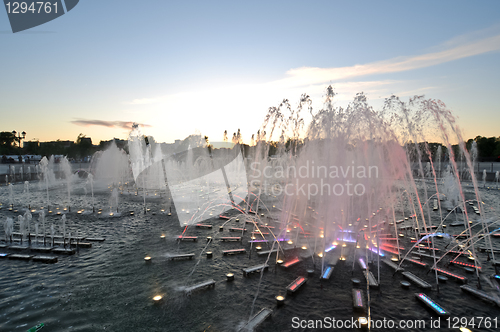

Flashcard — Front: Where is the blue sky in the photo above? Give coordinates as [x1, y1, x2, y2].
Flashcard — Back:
[1, 0, 500, 144]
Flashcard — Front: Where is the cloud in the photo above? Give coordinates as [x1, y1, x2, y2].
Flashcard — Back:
[269, 33, 500, 89]
[123, 30, 500, 113]
[71, 119, 151, 129]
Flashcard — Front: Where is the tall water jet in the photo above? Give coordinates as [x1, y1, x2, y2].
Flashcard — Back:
[24, 181, 30, 210]
[39, 157, 51, 210]
[18, 215, 26, 244]
[61, 157, 73, 211]
[38, 210, 46, 245]
[88, 173, 95, 213]
[8, 183, 14, 210]
[4, 217, 13, 242]
[24, 210, 32, 245]
[91, 140, 131, 191]
[60, 214, 66, 246]
[109, 187, 119, 214]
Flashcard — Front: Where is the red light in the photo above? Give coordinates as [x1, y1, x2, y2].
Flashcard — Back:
[283, 258, 300, 268]
[450, 260, 481, 270]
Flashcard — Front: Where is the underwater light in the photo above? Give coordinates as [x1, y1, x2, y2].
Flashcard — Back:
[459, 328, 472, 332]
[358, 317, 368, 325]
[276, 295, 285, 306]
[226, 273, 234, 281]
[301, 246, 307, 250]
[391, 257, 399, 262]
[144, 256, 151, 262]
[324, 245, 336, 252]
[153, 295, 162, 302]
[416, 293, 447, 315]
[160, 235, 165, 239]
[287, 240, 293, 245]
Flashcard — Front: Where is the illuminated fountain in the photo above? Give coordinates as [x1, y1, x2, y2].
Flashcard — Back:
[0, 88, 499, 332]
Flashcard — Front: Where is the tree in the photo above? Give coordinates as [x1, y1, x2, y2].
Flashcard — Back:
[75, 134, 92, 158]
[0, 131, 16, 154]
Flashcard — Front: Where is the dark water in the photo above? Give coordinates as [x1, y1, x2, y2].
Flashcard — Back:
[1, 184, 500, 332]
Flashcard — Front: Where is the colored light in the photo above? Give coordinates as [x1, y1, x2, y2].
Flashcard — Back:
[418, 293, 446, 314]
[354, 290, 363, 307]
[359, 258, 367, 269]
[322, 266, 332, 279]
[325, 245, 337, 252]
[451, 260, 481, 270]
[407, 258, 427, 266]
[283, 258, 300, 267]
[369, 247, 385, 256]
[434, 268, 465, 280]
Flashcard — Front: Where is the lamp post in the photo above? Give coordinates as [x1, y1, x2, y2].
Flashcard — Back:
[12, 130, 26, 155]
[12, 131, 26, 182]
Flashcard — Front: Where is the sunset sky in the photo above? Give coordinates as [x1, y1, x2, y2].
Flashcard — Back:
[1, 1, 500, 145]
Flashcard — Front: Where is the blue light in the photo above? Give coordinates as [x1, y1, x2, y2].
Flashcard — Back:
[418, 294, 446, 314]
[325, 245, 337, 252]
[494, 275, 500, 280]
[369, 247, 385, 257]
[322, 266, 332, 279]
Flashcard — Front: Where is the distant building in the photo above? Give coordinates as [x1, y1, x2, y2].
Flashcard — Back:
[80, 137, 92, 145]
[99, 138, 128, 150]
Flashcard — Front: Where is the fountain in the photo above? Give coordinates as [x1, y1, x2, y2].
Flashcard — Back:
[0, 88, 499, 332]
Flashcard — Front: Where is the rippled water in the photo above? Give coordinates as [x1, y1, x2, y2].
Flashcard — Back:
[1, 182, 500, 332]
